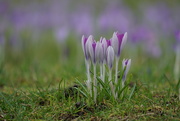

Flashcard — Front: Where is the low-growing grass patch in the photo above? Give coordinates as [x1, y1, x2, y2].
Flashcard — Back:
[0, 36, 179, 120]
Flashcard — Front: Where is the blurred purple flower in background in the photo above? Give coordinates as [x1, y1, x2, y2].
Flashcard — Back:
[1, 0, 179, 58]
[71, 9, 94, 36]
[97, 3, 132, 33]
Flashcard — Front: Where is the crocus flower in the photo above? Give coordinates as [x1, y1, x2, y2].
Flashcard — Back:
[82, 35, 90, 60]
[98, 42, 104, 84]
[101, 38, 111, 63]
[88, 39, 102, 102]
[82, 35, 93, 97]
[88, 40, 101, 64]
[99, 38, 108, 83]
[98, 42, 104, 64]
[111, 32, 128, 85]
[107, 46, 114, 69]
[122, 59, 131, 85]
[107, 46, 116, 98]
[111, 32, 127, 58]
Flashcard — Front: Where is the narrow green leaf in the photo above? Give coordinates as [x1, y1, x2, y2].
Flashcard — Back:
[129, 83, 136, 100]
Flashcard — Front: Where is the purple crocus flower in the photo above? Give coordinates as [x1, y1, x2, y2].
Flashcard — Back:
[82, 35, 89, 60]
[122, 59, 131, 83]
[100, 38, 111, 63]
[111, 32, 127, 58]
[82, 35, 95, 61]
[111, 32, 127, 85]
[98, 42, 104, 64]
[88, 40, 101, 64]
[107, 46, 114, 69]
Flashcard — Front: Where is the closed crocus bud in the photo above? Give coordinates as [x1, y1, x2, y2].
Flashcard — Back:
[100, 38, 107, 61]
[122, 59, 131, 82]
[88, 40, 101, 64]
[98, 42, 104, 64]
[82, 35, 88, 60]
[111, 32, 127, 57]
[101, 38, 111, 63]
[107, 46, 114, 69]
[95, 41, 101, 63]
[82, 35, 94, 60]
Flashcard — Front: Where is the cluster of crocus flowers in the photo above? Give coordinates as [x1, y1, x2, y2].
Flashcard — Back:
[82, 32, 131, 102]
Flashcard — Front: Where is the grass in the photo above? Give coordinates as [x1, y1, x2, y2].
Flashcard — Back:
[0, 36, 179, 120]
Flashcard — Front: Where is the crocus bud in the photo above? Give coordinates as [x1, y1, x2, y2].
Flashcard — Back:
[88, 40, 101, 64]
[98, 42, 104, 64]
[107, 46, 114, 69]
[111, 32, 127, 57]
[122, 59, 131, 82]
[82, 35, 93, 60]
[101, 38, 111, 63]
[82, 35, 88, 59]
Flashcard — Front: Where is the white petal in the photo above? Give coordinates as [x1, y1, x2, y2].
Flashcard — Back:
[87, 36, 94, 63]
[107, 46, 114, 69]
[95, 41, 101, 63]
[111, 32, 119, 56]
[98, 42, 104, 63]
[122, 59, 131, 80]
[121, 32, 128, 50]
[126, 59, 131, 74]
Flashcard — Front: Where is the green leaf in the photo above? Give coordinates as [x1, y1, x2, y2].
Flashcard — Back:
[129, 83, 136, 100]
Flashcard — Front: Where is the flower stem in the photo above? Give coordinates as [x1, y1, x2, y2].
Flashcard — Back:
[115, 57, 119, 98]
[102, 62, 105, 82]
[115, 57, 119, 85]
[100, 65, 103, 80]
[93, 64, 97, 103]
[100, 64, 103, 90]
[109, 69, 116, 99]
[86, 60, 92, 97]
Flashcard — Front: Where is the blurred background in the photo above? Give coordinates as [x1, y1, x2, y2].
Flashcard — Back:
[0, 0, 180, 89]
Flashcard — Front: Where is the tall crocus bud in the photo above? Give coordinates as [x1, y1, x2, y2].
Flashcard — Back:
[81, 35, 93, 97]
[89, 40, 101, 64]
[107, 46, 114, 69]
[82, 35, 89, 60]
[98, 42, 104, 64]
[111, 32, 128, 85]
[101, 38, 108, 62]
[100, 38, 108, 83]
[107, 46, 116, 98]
[88, 39, 101, 103]
[122, 59, 131, 86]
[111, 32, 127, 57]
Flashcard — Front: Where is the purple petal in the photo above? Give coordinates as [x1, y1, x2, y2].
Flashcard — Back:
[125, 59, 128, 65]
[92, 42, 96, 63]
[116, 33, 124, 56]
[106, 40, 111, 46]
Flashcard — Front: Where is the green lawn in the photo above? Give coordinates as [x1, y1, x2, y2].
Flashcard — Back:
[0, 37, 179, 120]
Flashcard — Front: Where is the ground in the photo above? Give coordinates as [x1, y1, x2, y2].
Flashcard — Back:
[0, 38, 179, 120]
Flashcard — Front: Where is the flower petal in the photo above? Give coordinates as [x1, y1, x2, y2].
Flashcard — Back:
[107, 46, 114, 69]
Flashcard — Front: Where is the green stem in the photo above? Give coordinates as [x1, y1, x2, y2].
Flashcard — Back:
[86, 61, 92, 97]
[102, 62, 105, 82]
[115, 57, 119, 85]
[109, 69, 116, 99]
[93, 64, 97, 103]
